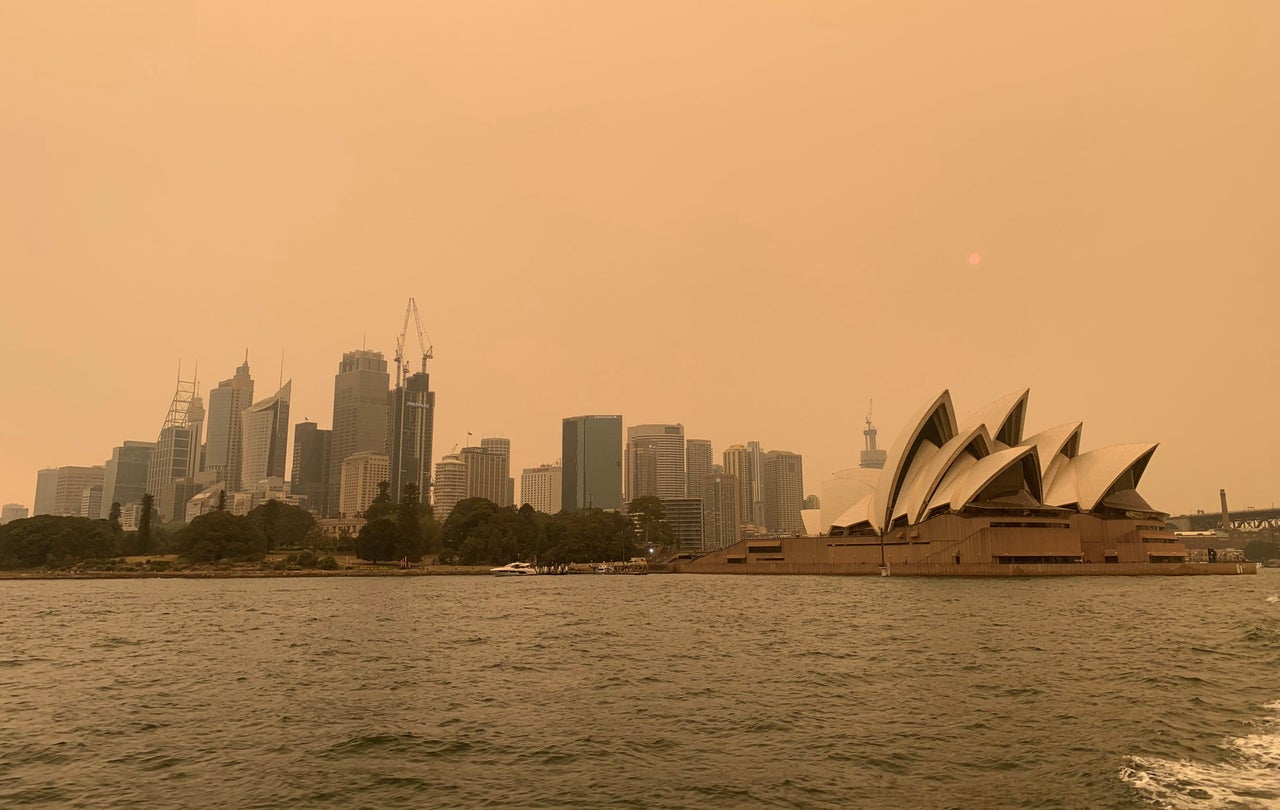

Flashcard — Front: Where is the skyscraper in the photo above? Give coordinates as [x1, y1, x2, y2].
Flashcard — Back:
[339, 451, 390, 517]
[100, 441, 155, 518]
[723, 442, 765, 535]
[205, 359, 254, 491]
[79, 484, 103, 519]
[33, 468, 59, 516]
[685, 439, 713, 500]
[763, 450, 805, 535]
[625, 424, 686, 502]
[432, 453, 466, 521]
[240, 381, 291, 489]
[520, 463, 562, 514]
[389, 370, 435, 505]
[480, 437, 514, 507]
[291, 421, 331, 515]
[328, 350, 390, 516]
[461, 445, 507, 505]
[701, 471, 740, 550]
[659, 497, 703, 553]
[0, 504, 28, 524]
[52, 466, 105, 517]
[146, 374, 205, 522]
[562, 415, 622, 511]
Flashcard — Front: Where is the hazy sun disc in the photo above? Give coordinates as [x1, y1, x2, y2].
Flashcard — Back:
[968, 252, 982, 265]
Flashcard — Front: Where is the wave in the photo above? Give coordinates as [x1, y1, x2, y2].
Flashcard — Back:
[1120, 701, 1280, 808]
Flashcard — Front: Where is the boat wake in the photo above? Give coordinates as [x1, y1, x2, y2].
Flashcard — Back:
[1120, 701, 1280, 808]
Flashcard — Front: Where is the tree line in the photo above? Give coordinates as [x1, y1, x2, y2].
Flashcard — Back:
[0, 484, 677, 570]
[0, 493, 319, 569]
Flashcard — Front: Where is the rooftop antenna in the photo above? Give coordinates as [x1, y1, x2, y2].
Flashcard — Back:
[279, 349, 284, 388]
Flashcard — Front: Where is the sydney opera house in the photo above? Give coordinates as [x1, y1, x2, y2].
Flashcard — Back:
[680, 389, 1250, 575]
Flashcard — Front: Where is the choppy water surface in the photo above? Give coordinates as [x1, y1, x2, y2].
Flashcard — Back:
[2, 572, 1279, 809]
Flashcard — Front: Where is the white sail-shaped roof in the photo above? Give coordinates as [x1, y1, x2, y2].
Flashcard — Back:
[872, 391, 956, 533]
[830, 493, 876, 534]
[899, 425, 993, 525]
[1043, 443, 1157, 511]
[926, 452, 981, 514]
[948, 445, 1042, 512]
[1019, 421, 1083, 483]
[891, 440, 941, 524]
[957, 389, 1029, 448]
[826, 389, 1161, 536]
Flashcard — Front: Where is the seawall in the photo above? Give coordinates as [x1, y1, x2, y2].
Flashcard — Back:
[671, 561, 1258, 577]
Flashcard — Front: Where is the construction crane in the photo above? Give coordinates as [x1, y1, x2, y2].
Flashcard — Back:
[394, 297, 434, 388]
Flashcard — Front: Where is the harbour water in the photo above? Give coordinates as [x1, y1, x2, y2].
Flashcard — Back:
[2, 571, 1278, 809]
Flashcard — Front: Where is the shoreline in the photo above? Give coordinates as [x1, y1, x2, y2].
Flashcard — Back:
[0, 565, 498, 580]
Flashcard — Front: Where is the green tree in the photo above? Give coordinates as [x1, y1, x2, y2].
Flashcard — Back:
[364, 481, 396, 522]
[0, 515, 119, 569]
[540, 508, 633, 565]
[108, 502, 122, 534]
[246, 499, 315, 552]
[440, 497, 500, 563]
[216, 489, 227, 512]
[626, 496, 674, 556]
[137, 493, 156, 555]
[395, 482, 426, 562]
[175, 511, 268, 562]
[356, 517, 399, 563]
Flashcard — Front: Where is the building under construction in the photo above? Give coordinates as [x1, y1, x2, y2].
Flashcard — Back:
[388, 298, 435, 506]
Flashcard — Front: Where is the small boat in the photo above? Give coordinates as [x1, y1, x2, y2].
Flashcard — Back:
[490, 561, 539, 577]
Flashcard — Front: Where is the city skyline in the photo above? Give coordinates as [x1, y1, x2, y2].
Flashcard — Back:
[5, 337, 1276, 519]
[1, 4, 1277, 516]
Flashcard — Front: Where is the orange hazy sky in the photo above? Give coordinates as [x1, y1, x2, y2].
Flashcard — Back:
[1, 2, 1277, 515]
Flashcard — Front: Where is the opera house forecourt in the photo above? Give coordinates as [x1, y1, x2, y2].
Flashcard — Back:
[679, 390, 1255, 576]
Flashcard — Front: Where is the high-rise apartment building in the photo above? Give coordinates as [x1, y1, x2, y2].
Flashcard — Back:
[1, 504, 28, 524]
[461, 445, 507, 506]
[701, 471, 740, 550]
[339, 451, 390, 518]
[100, 441, 155, 518]
[658, 497, 703, 554]
[432, 453, 467, 521]
[328, 350, 390, 516]
[562, 415, 622, 511]
[723, 442, 765, 535]
[33, 468, 59, 516]
[685, 439, 713, 500]
[80, 484, 103, 519]
[480, 438, 514, 507]
[240, 381, 291, 489]
[625, 424, 686, 502]
[291, 422, 331, 515]
[763, 450, 805, 535]
[205, 359, 254, 491]
[146, 376, 205, 523]
[389, 370, 435, 505]
[630, 445, 659, 500]
[520, 463, 562, 514]
[53, 466, 105, 517]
